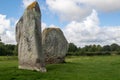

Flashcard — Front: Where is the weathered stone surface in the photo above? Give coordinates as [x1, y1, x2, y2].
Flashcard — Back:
[42, 28, 68, 64]
[16, 1, 46, 72]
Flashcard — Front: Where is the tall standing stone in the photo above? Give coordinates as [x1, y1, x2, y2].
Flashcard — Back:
[16, 1, 46, 72]
[42, 28, 68, 64]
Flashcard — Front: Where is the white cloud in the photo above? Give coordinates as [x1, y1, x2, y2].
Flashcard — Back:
[42, 22, 59, 31]
[22, 0, 35, 8]
[0, 14, 10, 34]
[63, 10, 120, 47]
[78, 0, 120, 12]
[1, 31, 16, 44]
[46, 0, 120, 21]
[0, 14, 16, 44]
[46, 0, 91, 21]
[42, 22, 47, 31]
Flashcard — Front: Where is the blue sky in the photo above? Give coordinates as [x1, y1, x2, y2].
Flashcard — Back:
[0, 0, 120, 47]
[0, 1, 21, 19]
[99, 11, 120, 26]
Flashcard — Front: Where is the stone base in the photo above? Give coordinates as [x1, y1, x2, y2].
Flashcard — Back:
[18, 65, 47, 72]
[45, 57, 65, 64]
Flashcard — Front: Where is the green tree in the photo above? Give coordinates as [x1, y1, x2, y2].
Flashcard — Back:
[0, 42, 6, 55]
[0, 42, 17, 56]
[96, 45, 102, 51]
[102, 45, 111, 51]
[13, 45, 18, 56]
[68, 43, 78, 52]
[110, 43, 120, 51]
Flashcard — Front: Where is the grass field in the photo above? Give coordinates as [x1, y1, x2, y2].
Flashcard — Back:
[0, 56, 120, 80]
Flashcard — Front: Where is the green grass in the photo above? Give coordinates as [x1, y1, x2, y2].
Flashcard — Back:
[0, 56, 120, 80]
[0, 56, 17, 61]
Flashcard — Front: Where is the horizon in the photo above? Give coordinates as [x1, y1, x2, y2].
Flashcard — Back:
[0, 0, 120, 47]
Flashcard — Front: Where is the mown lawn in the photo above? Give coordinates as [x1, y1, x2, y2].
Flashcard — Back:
[0, 56, 120, 80]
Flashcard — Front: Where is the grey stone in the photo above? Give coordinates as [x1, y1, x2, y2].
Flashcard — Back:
[42, 28, 68, 64]
[16, 1, 46, 72]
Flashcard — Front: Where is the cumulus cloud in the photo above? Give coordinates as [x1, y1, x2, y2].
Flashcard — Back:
[46, 0, 91, 21]
[0, 14, 10, 34]
[46, 0, 120, 21]
[63, 10, 120, 47]
[42, 22, 47, 31]
[42, 22, 59, 31]
[78, 0, 120, 12]
[0, 14, 16, 44]
[22, 0, 35, 8]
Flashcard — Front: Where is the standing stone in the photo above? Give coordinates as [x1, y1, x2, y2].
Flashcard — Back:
[16, 1, 46, 72]
[42, 28, 68, 64]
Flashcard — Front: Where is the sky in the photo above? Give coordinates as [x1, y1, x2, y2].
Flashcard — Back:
[0, 0, 120, 47]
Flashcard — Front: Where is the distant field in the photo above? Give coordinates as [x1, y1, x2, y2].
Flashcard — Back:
[0, 56, 17, 61]
[0, 56, 120, 80]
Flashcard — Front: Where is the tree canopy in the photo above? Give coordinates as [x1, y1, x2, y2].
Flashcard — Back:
[67, 43, 120, 56]
[0, 42, 17, 56]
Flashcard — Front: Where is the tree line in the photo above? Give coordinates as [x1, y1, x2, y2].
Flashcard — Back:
[67, 43, 120, 56]
[1, 41, 120, 56]
[0, 42, 17, 56]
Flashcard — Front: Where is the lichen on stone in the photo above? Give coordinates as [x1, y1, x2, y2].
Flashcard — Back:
[43, 28, 60, 34]
[27, 1, 37, 10]
[42, 28, 68, 64]
[16, 1, 46, 72]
